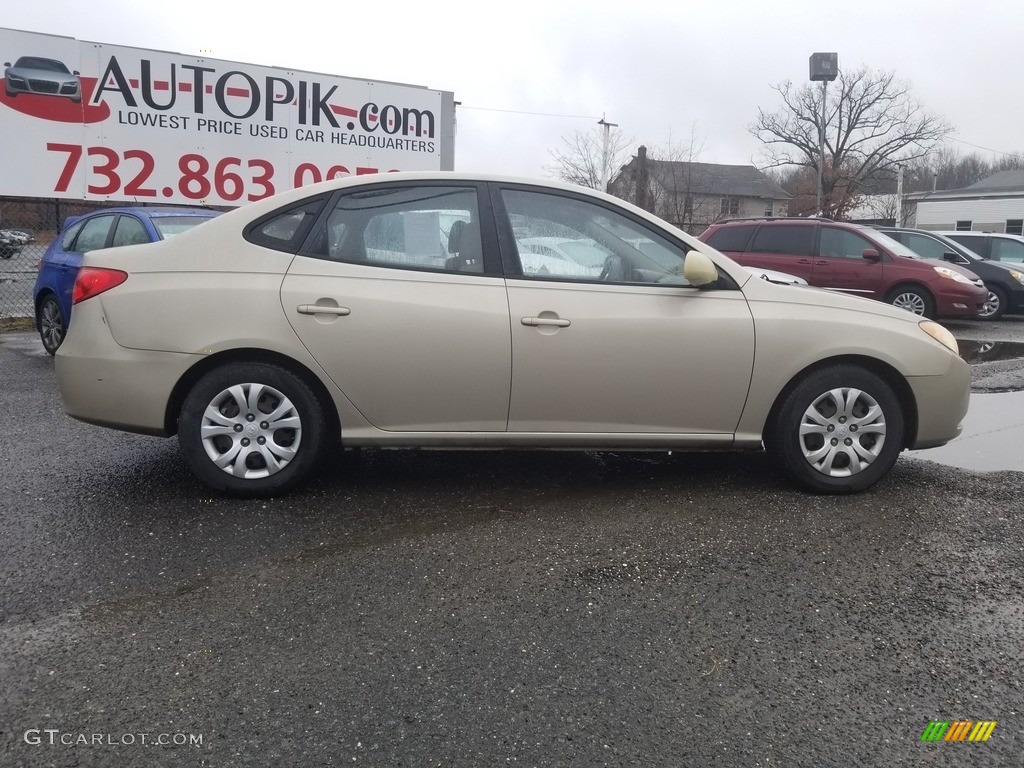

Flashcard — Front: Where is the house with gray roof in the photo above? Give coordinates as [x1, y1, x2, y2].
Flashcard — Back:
[908, 170, 1024, 235]
[608, 146, 791, 234]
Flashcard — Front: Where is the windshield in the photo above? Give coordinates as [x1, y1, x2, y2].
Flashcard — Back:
[15, 57, 69, 73]
[152, 215, 218, 239]
[935, 235, 983, 261]
[872, 231, 927, 260]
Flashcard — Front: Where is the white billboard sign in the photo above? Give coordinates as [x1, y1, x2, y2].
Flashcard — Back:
[0, 28, 455, 205]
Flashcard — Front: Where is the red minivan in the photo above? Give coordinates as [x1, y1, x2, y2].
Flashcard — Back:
[700, 218, 987, 319]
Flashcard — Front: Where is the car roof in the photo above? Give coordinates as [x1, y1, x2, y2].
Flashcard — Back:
[60, 206, 218, 229]
[936, 230, 1024, 241]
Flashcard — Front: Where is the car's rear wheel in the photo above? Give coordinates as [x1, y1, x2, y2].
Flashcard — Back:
[37, 295, 66, 355]
[767, 365, 905, 494]
[178, 363, 327, 497]
[886, 285, 934, 318]
[978, 284, 1007, 320]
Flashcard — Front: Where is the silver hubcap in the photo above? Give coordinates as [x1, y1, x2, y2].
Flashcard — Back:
[40, 300, 63, 349]
[979, 290, 1000, 318]
[891, 292, 926, 315]
[799, 387, 886, 477]
[200, 383, 302, 479]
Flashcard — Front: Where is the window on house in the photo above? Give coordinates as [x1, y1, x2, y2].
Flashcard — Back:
[955, 220, 973, 231]
[1006, 219, 1023, 236]
[721, 197, 739, 216]
[763, 201, 774, 217]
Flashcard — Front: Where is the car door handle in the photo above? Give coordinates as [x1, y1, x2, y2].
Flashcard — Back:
[297, 304, 351, 316]
[798, 258, 812, 264]
[521, 316, 570, 328]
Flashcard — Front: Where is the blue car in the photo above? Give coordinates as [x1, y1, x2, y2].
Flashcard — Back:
[34, 207, 219, 354]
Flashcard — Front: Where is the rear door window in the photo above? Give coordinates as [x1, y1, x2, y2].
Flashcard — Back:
[749, 225, 815, 256]
[111, 215, 151, 247]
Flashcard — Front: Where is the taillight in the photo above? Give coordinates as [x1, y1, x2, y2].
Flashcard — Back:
[72, 267, 128, 304]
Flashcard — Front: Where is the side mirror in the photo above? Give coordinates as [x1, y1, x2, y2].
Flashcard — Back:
[73, 70, 80, 76]
[3, 62, 10, 68]
[862, 248, 881, 261]
[683, 250, 719, 287]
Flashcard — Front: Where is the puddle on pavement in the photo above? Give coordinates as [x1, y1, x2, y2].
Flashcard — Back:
[958, 339, 1024, 364]
[908, 391, 1024, 472]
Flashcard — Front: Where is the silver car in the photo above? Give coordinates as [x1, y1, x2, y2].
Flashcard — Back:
[4, 56, 81, 102]
[56, 173, 969, 497]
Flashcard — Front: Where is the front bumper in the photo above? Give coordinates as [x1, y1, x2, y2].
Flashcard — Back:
[906, 355, 971, 449]
[932, 282, 988, 318]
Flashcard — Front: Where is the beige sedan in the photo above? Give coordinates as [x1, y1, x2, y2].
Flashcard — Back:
[56, 173, 970, 497]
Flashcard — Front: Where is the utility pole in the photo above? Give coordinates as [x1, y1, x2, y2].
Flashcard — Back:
[895, 164, 904, 226]
[597, 115, 618, 193]
[809, 53, 838, 217]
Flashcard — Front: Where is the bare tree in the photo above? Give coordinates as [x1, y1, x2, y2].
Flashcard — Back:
[546, 126, 632, 190]
[751, 66, 952, 217]
[645, 128, 713, 230]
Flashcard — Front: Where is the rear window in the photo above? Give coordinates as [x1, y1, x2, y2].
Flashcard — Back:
[749, 224, 815, 256]
[152, 215, 217, 239]
[705, 225, 756, 252]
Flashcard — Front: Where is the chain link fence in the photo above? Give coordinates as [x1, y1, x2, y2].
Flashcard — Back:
[0, 197, 125, 324]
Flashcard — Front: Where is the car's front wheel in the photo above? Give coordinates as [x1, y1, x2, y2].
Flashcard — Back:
[886, 285, 935, 318]
[178, 363, 327, 497]
[978, 284, 1007, 320]
[37, 295, 66, 355]
[767, 365, 905, 493]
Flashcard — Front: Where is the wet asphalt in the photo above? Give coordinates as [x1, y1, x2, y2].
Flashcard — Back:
[1, 326, 1023, 767]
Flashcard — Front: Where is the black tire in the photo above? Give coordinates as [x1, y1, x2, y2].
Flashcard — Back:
[178, 363, 327, 497]
[978, 284, 1008, 321]
[886, 285, 935, 319]
[766, 365, 905, 494]
[37, 294, 66, 355]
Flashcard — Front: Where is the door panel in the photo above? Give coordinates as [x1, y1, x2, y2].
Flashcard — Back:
[811, 226, 885, 298]
[281, 184, 511, 433]
[494, 184, 755, 434]
[506, 281, 754, 433]
[283, 263, 511, 432]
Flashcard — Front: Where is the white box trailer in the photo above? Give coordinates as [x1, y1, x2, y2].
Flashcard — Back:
[0, 27, 455, 206]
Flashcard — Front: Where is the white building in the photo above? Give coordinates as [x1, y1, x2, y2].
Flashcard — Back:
[908, 171, 1024, 234]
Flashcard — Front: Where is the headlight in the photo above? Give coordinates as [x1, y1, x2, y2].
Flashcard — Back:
[1009, 270, 1024, 285]
[919, 321, 959, 355]
[933, 266, 973, 284]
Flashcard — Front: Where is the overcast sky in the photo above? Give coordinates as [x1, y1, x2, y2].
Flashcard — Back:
[5, 0, 1024, 180]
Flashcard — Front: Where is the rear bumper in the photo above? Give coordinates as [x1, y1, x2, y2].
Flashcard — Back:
[55, 299, 198, 436]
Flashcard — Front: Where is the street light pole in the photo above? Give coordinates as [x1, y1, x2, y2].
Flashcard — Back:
[817, 79, 827, 216]
[809, 52, 838, 217]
